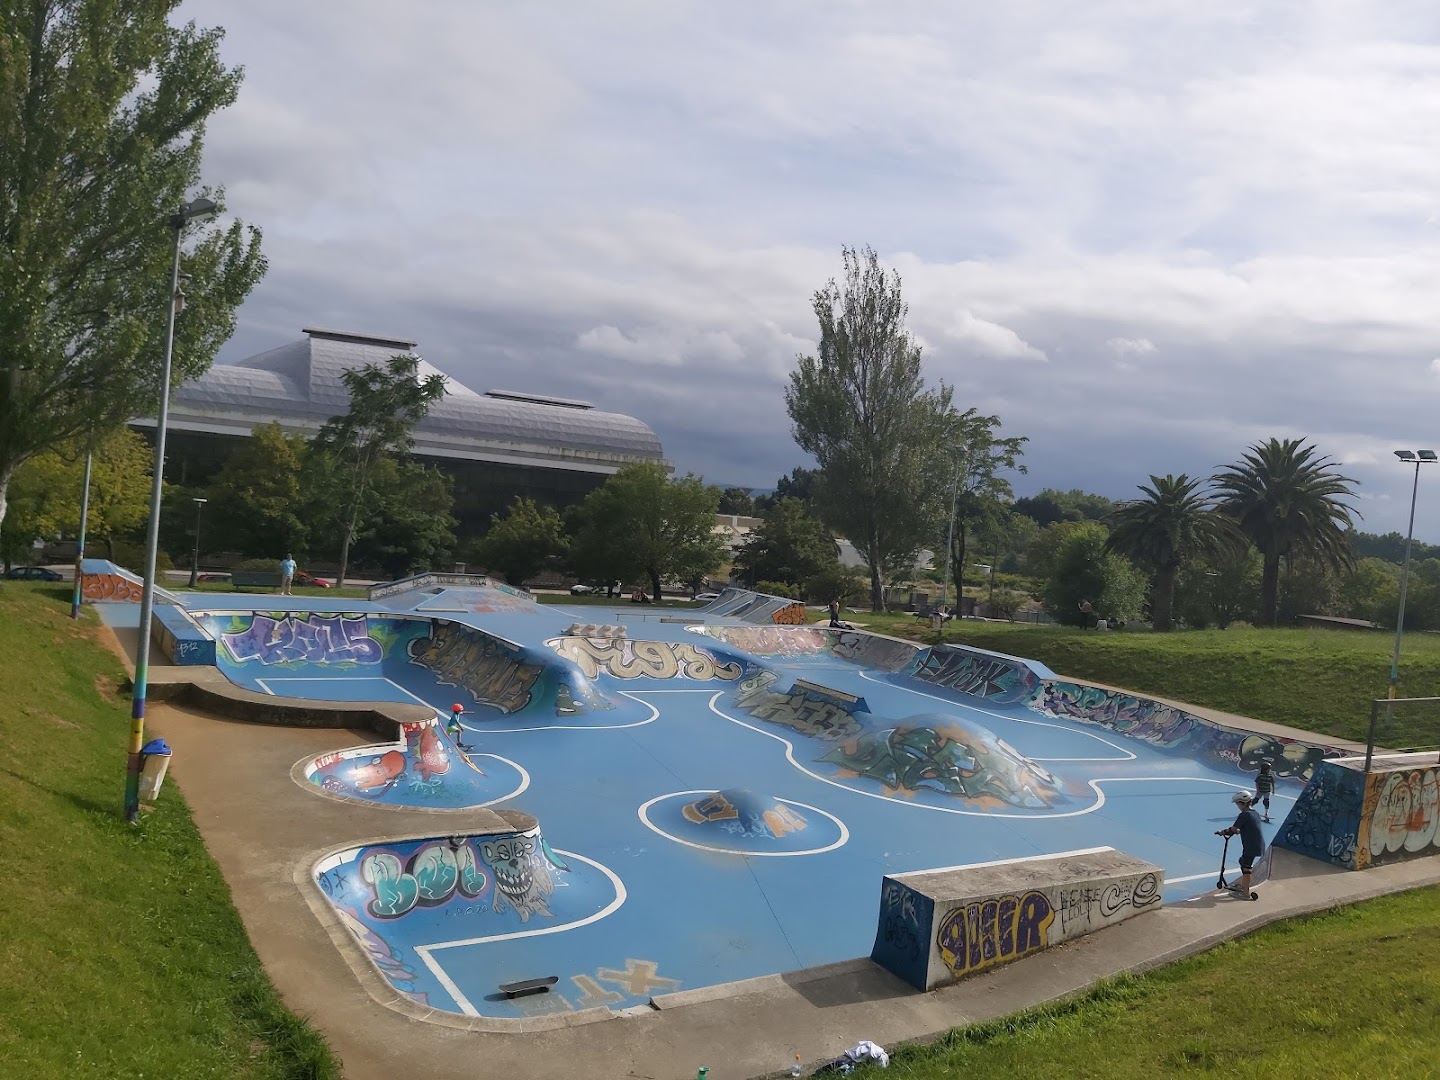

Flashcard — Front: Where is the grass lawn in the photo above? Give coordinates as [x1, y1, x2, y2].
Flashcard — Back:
[184, 581, 370, 601]
[0, 582, 338, 1079]
[862, 614, 1440, 747]
[850, 884, 1440, 1079]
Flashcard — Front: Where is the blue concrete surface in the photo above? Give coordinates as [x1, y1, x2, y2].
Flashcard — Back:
[98, 586, 1305, 1021]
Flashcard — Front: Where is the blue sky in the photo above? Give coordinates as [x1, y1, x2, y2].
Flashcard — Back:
[187, 0, 1440, 537]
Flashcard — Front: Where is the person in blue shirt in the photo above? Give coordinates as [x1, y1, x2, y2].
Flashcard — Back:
[279, 554, 297, 596]
[1216, 791, 1265, 896]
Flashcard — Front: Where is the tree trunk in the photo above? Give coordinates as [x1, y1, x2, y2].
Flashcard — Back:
[649, 569, 663, 601]
[868, 524, 884, 611]
[0, 463, 10, 545]
[337, 526, 353, 589]
[1152, 564, 1177, 632]
[1260, 555, 1280, 626]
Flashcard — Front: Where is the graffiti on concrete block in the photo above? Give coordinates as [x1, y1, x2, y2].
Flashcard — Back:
[878, 880, 924, 964]
[771, 601, 807, 625]
[408, 622, 542, 714]
[1055, 874, 1161, 935]
[937, 890, 1054, 978]
[821, 718, 1063, 807]
[81, 572, 146, 602]
[731, 670, 864, 741]
[1366, 767, 1440, 863]
[910, 647, 1037, 703]
[1278, 761, 1366, 866]
[546, 636, 743, 681]
[221, 613, 382, 665]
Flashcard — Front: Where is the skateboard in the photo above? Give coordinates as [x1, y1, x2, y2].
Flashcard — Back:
[498, 975, 559, 999]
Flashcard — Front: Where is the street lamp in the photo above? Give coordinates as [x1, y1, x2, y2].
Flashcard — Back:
[1388, 449, 1437, 704]
[70, 445, 94, 619]
[188, 497, 208, 588]
[939, 445, 969, 610]
[125, 196, 217, 823]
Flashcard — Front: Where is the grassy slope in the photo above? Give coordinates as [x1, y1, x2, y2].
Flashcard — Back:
[0, 583, 338, 1079]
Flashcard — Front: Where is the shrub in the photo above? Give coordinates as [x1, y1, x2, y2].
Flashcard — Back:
[109, 541, 173, 573]
[754, 580, 798, 599]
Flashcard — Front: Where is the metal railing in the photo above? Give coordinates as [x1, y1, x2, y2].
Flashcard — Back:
[1363, 696, 1440, 772]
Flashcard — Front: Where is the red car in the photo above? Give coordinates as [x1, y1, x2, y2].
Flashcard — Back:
[295, 570, 330, 588]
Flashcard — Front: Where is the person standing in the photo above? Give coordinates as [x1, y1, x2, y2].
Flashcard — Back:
[280, 553, 297, 596]
[1254, 761, 1276, 823]
[1077, 598, 1095, 628]
[1216, 791, 1265, 896]
[828, 599, 842, 628]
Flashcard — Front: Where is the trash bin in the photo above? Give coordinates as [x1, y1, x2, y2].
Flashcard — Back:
[138, 738, 172, 801]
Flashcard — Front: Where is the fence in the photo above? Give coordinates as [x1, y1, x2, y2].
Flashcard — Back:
[1363, 696, 1440, 771]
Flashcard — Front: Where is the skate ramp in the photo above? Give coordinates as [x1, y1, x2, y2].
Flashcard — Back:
[80, 558, 181, 605]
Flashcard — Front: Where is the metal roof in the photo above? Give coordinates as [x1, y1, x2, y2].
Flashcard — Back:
[147, 329, 666, 471]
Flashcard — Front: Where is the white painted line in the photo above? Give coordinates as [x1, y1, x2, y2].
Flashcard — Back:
[855, 671, 1137, 761]
[891, 846, 1114, 879]
[637, 791, 850, 857]
[254, 678, 279, 697]
[463, 754, 531, 807]
[462, 691, 660, 733]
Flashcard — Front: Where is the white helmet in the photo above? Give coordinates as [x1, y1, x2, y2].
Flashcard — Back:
[1231, 791, 1254, 807]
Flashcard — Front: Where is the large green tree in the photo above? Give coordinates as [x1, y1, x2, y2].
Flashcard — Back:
[939, 409, 1027, 604]
[1103, 474, 1240, 632]
[786, 246, 952, 610]
[1041, 522, 1148, 627]
[0, 2, 265, 537]
[1211, 438, 1358, 626]
[471, 496, 568, 586]
[732, 497, 839, 593]
[203, 422, 309, 558]
[310, 354, 447, 585]
[572, 462, 727, 599]
[350, 458, 455, 580]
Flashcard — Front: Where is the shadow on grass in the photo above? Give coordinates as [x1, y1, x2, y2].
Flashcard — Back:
[0, 764, 117, 819]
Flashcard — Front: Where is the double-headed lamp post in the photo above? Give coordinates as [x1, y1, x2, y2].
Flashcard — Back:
[1388, 449, 1437, 704]
[188, 497, 208, 588]
[125, 196, 217, 824]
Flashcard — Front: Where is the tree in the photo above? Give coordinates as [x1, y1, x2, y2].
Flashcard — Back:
[717, 487, 755, 516]
[471, 497, 568, 586]
[939, 409, 1027, 603]
[1013, 489, 1115, 527]
[0, 4, 265, 538]
[1173, 549, 1262, 629]
[572, 463, 727, 599]
[1212, 438, 1359, 626]
[311, 354, 446, 585]
[1041, 523, 1148, 626]
[1103, 474, 1240, 632]
[786, 246, 952, 611]
[204, 422, 309, 558]
[0, 428, 151, 565]
[350, 458, 456, 580]
[732, 497, 839, 593]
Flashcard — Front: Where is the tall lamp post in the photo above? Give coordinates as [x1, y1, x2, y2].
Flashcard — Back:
[188, 497, 208, 588]
[125, 196, 217, 824]
[938, 444, 968, 610]
[70, 446, 94, 619]
[1388, 449, 1437, 704]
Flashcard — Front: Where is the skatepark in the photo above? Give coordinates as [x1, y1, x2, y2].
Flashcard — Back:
[85, 563, 1440, 1077]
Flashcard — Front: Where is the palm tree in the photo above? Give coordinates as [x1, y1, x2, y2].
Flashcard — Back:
[1211, 438, 1358, 626]
[1104, 474, 1240, 631]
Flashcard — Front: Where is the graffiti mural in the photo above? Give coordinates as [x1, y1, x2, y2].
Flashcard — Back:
[333, 907, 429, 1006]
[80, 572, 145, 602]
[408, 622, 543, 714]
[478, 833, 567, 921]
[907, 647, 1038, 704]
[1276, 760, 1367, 867]
[875, 878, 927, 972]
[360, 840, 489, 918]
[546, 636, 743, 681]
[1053, 874, 1161, 935]
[310, 721, 467, 801]
[220, 612, 382, 665]
[692, 625, 832, 658]
[821, 715, 1064, 807]
[681, 790, 807, 839]
[831, 631, 919, 672]
[730, 670, 865, 741]
[1365, 767, 1440, 865]
[771, 601, 807, 625]
[936, 890, 1054, 978]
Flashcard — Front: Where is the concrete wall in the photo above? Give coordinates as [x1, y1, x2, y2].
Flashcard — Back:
[1277, 754, 1440, 870]
[871, 847, 1163, 991]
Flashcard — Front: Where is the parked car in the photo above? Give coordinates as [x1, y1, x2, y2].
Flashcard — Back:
[3, 566, 63, 581]
[692, 592, 720, 603]
[196, 572, 231, 583]
[294, 570, 330, 588]
[570, 583, 596, 595]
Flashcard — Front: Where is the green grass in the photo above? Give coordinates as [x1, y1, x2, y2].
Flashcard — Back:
[848, 885, 1440, 1080]
[861, 615, 1440, 746]
[0, 583, 339, 1079]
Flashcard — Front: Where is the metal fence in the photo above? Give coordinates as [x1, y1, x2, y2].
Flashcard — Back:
[1363, 696, 1440, 771]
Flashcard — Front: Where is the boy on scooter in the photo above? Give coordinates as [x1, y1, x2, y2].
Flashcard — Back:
[1216, 791, 1264, 898]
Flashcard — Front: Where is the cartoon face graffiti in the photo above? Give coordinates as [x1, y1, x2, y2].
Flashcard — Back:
[478, 835, 555, 921]
[348, 750, 406, 793]
[412, 723, 450, 781]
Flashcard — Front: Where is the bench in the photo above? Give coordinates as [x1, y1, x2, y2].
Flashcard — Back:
[231, 571, 282, 589]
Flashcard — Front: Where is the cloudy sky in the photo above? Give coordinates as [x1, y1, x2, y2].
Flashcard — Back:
[186, 0, 1440, 538]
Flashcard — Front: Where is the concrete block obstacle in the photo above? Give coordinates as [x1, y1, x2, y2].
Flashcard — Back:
[871, 847, 1164, 991]
[1276, 753, 1440, 870]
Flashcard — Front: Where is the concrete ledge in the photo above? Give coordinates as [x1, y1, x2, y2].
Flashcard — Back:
[133, 665, 431, 738]
[873, 847, 1164, 991]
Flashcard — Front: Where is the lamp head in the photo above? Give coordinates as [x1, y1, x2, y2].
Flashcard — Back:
[1395, 450, 1417, 461]
[1420, 450, 1438, 462]
[192, 497, 208, 505]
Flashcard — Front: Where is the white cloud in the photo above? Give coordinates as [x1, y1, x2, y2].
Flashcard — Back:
[941, 310, 1047, 362]
[1106, 337, 1157, 357]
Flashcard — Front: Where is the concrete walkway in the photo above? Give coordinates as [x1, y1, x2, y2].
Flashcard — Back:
[104, 631, 1440, 1080]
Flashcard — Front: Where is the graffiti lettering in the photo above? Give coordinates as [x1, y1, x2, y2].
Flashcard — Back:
[1280, 762, 1366, 866]
[546, 637, 743, 681]
[694, 625, 831, 657]
[771, 602, 807, 625]
[359, 840, 488, 919]
[879, 880, 923, 962]
[936, 890, 1054, 977]
[80, 572, 146, 602]
[221, 613, 382, 665]
[912, 649, 1035, 703]
[408, 622, 543, 714]
[731, 673, 864, 741]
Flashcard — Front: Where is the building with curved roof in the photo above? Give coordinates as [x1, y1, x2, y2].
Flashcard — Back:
[135, 327, 667, 536]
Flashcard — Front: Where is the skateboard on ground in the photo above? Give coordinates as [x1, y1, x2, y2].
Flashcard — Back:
[498, 975, 559, 998]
